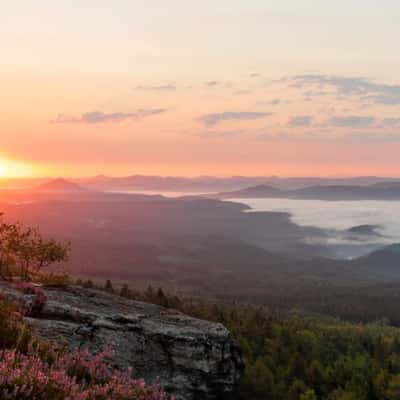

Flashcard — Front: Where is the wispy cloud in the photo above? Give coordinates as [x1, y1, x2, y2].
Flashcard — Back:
[204, 81, 232, 88]
[53, 109, 166, 124]
[256, 98, 282, 106]
[288, 115, 313, 127]
[287, 74, 400, 105]
[198, 111, 272, 126]
[234, 90, 252, 95]
[134, 85, 176, 91]
[343, 132, 400, 143]
[287, 114, 400, 129]
[323, 115, 375, 127]
[257, 131, 318, 141]
[270, 98, 281, 105]
[204, 81, 221, 87]
[198, 129, 247, 138]
[381, 118, 400, 127]
[257, 130, 400, 143]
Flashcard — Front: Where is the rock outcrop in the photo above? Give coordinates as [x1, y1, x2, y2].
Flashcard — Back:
[0, 283, 244, 400]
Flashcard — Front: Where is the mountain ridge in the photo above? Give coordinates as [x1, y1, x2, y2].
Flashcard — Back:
[34, 178, 86, 193]
[216, 182, 400, 201]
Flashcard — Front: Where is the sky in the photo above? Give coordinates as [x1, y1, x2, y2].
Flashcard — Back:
[1, 1, 400, 178]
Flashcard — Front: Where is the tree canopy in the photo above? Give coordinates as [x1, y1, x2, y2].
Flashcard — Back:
[0, 214, 69, 280]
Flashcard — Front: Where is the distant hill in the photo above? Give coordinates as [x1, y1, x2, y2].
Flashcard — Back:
[352, 244, 400, 280]
[347, 225, 383, 237]
[295, 184, 400, 200]
[34, 178, 86, 193]
[1, 175, 398, 192]
[76, 175, 400, 192]
[217, 182, 400, 201]
[371, 181, 400, 189]
[217, 184, 284, 199]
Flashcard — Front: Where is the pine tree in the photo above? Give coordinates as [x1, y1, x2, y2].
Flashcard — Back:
[104, 280, 114, 293]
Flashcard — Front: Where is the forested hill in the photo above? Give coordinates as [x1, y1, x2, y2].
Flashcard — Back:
[83, 280, 400, 400]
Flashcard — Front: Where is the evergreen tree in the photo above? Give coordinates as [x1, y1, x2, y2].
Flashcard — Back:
[104, 279, 114, 293]
[120, 283, 131, 298]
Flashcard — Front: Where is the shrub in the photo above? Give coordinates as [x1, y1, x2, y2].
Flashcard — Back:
[0, 215, 69, 281]
[39, 271, 71, 288]
[0, 346, 172, 400]
[15, 282, 48, 317]
[0, 299, 30, 350]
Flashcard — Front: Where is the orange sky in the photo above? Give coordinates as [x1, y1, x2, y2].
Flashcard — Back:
[2, 1, 400, 178]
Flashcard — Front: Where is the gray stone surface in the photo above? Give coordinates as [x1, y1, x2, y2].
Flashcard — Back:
[0, 283, 244, 400]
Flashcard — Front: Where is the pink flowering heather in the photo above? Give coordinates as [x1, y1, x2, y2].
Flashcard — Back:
[0, 298, 172, 399]
[0, 346, 172, 399]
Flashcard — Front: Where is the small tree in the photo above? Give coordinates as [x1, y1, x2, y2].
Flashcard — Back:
[0, 214, 69, 281]
[120, 283, 131, 298]
[83, 279, 95, 289]
[104, 279, 114, 293]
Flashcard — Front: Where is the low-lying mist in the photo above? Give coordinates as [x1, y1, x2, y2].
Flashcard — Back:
[231, 197, 400, 259]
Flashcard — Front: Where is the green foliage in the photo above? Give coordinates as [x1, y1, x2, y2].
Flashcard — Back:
[39, 271, 71, 287]
[78, 280, 400, 400]
[0, 214, 69, 281]
[301, 389, 317, 400]
[0, 299, 33, 352]
[137, 288, 400, 400]
[386, 374, 400, 400]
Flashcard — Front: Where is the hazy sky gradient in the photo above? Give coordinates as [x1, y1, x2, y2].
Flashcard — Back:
[2, 1, 400, 177]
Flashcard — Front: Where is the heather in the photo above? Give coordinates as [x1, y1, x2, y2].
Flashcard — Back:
[0, 300, 171, 400]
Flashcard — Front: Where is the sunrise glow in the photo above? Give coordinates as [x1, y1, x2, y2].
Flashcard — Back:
[0, 158, 35, 179]
[1, 2, 400, 178]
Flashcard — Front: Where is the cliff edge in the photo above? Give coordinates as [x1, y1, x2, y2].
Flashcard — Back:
[0, 283, 244, 400]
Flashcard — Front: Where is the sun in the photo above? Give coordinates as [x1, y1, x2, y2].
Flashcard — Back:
[0, 163, 7, 178]
[0, 158, 34, 179]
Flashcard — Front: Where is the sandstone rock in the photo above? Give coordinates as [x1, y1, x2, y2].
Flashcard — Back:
[0, 283, 244, 400]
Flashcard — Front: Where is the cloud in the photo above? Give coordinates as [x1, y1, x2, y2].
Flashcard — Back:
[53, 109, 166, 124]
[341, 132, 400, 143]
[303, 90, 328, 98]
[288, 115, 313, 127]
[257, 132, 298, 141]
[198, 111, 272, 126]
[204, 81, 232, 88]
[257, 130, 327, 142]
[381, 118, 400, 127]
[135, 85, 176, 91]
[288, 74, 400, 105]
[256, 98, 282, 106]
[205, 81, 221, 87]
[323, 115, 375, 127]
[269, 98, 281, 105]
[234, 90, 252, 95]
[198, 129, 247, 138]
[257, 130, 400, 143]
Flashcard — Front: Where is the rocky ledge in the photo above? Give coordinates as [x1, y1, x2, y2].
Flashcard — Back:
[0, 283, 244, 400]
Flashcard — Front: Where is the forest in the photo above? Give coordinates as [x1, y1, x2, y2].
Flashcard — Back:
[81, 280, 400, 400]
[3, 214, 400, 399]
